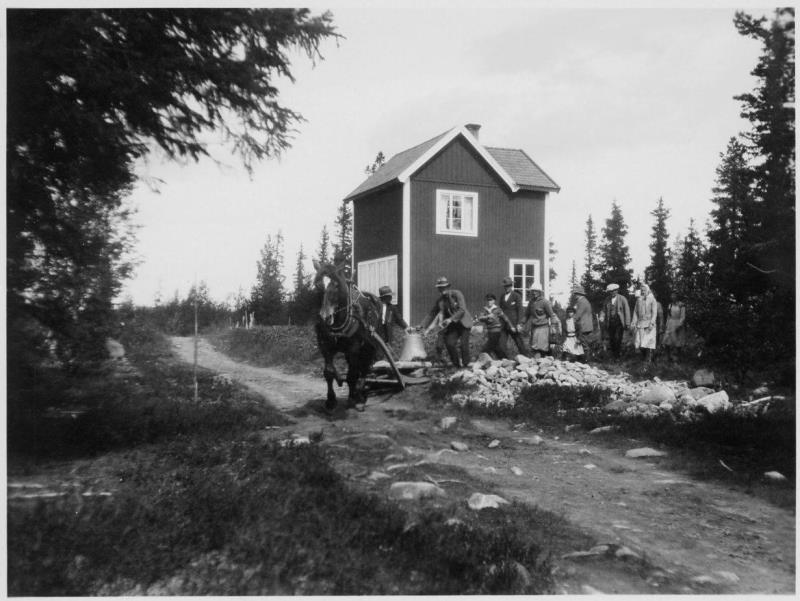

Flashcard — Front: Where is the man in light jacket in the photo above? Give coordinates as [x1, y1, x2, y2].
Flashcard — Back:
[571, 285, 594, 362]
[603, 283, 630, 359]
[631, 283, 658, 365]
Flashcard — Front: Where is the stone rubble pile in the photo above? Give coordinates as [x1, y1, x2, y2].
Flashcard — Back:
[444, 353, 738, 421]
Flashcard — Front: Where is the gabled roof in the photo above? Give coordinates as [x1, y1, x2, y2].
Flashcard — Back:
[485, 147, 560, 192]
[344, 125, 559, 201]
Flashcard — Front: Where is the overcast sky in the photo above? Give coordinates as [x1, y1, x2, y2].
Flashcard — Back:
[120, 3, 767, 305]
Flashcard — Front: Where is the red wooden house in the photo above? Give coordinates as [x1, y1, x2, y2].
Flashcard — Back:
[343, 124, 559, 324]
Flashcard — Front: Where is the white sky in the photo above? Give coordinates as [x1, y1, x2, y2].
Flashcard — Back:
[120, 3, 768, 305]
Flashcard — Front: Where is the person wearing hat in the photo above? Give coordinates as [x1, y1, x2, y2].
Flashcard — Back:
[376, 285, 409, 344]
[419, 276, 473, 368]
[571, 284, 595, 362]
[499, 276, 530, 357]
[521, 283, 556, 358]
[603, 283, 630, 359]
[631, 283, 658, 365]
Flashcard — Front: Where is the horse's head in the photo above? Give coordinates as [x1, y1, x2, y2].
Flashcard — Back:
[313, 259, 348, 325]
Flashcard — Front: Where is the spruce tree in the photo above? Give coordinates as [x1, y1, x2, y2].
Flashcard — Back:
[548, 239, 558, 284]
[316, 225, 330, 264]
[644, 197, 672, 303]
[599, 201, 633, 295]
[734, 9, 795, 288]
[706, 137, 757, 302]
[676, 219, 706, 299]
[251, 232, 286, 325]
[333, 200, 353, 268]
[580, 215, 603, 306]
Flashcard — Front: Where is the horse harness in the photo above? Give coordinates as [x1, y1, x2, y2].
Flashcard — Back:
[324, 281, 378, 340]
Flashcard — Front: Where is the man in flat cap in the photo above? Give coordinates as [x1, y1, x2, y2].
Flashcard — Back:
[418, 276, 473, 368]
[603, 283, 630, 359]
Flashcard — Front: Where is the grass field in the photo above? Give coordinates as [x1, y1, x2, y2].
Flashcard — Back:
[8, 323, 559, 595]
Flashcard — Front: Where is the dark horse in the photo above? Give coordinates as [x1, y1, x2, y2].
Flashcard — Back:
[313, 259, 383, 411]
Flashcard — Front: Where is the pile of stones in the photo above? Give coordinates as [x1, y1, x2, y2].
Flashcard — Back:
[444, 354, 735, 422]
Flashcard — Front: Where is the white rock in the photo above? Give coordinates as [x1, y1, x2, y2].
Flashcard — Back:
[638, 384, 675, 405]
[516, 435, 544, 446]
[367, 471, 391, 481]
[487, 439, 501, 448]
[764, 471, 787, 482]
[510, 466, 523, 476]
[450, 441, 469, 452]
[388, 482, 446, 501]
[584, 464, 597, 469]
[692, 369, 715, 387]
[580, 584, 605, 595]
[694, 390, 731, 413]
[615, 546, 641, 560]
[625, 447, 667, 458]
[685, 386, 715, 401]
[485, 366, 499, 379]
[467, 492, 509, 510]
[279, 436, 310, 447]
[440, 416, 457, 430]
[516, 354, 533, 365]
[589, 426, 615, 434]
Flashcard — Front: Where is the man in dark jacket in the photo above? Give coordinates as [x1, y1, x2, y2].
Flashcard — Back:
[499, 276, 530, 357]
[376, 286, 408, 344]
[572, 285, 595, 362]
[419, 276, 473, 368]
[603, 283, 630, 359]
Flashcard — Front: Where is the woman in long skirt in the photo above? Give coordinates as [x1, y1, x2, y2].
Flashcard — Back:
[523, 284, 556, 358]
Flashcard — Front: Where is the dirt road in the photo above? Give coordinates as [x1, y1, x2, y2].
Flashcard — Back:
[172, 337, 796, 594]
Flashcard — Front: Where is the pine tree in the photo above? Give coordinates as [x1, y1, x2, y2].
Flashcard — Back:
[250, 231, 286, 325]
[644, 196, 672, 303]
[316, 225, 330, 264]
[288, 243, 318, 325]
[734, 9, 795, 288]
[332, 200, 353, 269]
[580, 215, 603, 305]
[548, 239, 558, 284]
[706, 137, 757, 302]
[569, 260, 578, 293]
[676, 219, 706, 299]
[364, 151, 386, 176]
[599, 201, 633, 295]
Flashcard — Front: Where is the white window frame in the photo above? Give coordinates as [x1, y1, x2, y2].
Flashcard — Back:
[436, 189, 478, 237]
[509, 258, 541, 304]
[357, 255, 399, 304]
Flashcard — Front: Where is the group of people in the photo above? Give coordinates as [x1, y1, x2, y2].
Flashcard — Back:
[373, 275, 687, 369]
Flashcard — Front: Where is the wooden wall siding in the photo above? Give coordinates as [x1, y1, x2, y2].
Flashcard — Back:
[352, 183, 404, 304]
[413, 135, 508, 189]
[410, 167, 546, 323]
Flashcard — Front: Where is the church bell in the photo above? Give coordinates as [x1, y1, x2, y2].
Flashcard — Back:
[399, 332, 427, 362]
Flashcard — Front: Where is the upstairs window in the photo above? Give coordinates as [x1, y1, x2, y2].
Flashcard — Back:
[436, 189, 478, 236]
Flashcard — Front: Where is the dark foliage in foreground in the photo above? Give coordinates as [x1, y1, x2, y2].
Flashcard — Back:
[8, 324, 553, 595]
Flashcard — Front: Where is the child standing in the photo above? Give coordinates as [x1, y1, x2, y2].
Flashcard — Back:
[561, 307, 584, 361]
[477, 294, 513, 359]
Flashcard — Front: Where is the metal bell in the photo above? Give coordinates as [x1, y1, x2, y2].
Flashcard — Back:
[399, 332, 427, 362]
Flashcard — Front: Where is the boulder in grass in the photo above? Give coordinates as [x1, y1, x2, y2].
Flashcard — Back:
[637, 384, 675, 405]
[604, 400, 628, 412]
[625, 447, 667, 458]
[764, 471, 787, 483]
[694, 390, 731, 413]
[389, 482, 446, 501]
[440, 416, 457, 430]
[450, 441, 469, 452]
[467, 492, 509, 510]
[692, 369, 715, 387]
[685, 386, 715, 401]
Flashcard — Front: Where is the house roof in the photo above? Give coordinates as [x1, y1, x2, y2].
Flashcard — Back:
[485, 147, 560, 192]
[344, 125, 560, 201]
